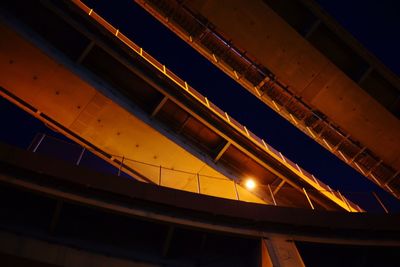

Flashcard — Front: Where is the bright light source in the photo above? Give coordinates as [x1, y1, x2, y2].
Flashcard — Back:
[245, 178, 256, 190]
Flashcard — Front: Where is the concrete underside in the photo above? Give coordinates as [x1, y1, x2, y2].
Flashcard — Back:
[184, 0, 400, 170]
[134, 0, 400, 197]
[0, 0, 360, 210]
[0, 23, 264, 204]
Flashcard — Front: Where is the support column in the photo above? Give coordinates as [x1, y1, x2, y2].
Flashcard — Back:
[261, 237, 305, 267]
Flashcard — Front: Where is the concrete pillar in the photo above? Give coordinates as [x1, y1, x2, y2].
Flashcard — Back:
[261, 237, 305, 267]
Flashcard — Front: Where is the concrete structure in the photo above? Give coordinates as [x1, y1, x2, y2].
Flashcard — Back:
[134, 0, 400, 199]
[0, 142, 399, 266]
[0, 0, 359, 211]
[1, 0, 399, 266]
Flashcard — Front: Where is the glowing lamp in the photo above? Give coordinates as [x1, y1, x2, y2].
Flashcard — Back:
[245, 178, 256, 190]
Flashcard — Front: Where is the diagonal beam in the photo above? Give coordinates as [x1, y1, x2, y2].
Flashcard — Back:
[151, 96, 168, 117]
[349, 146, 366, 163]
[177, 114, 191, 133]
[385, 170, 400, 186]
[305, 19, 321, 39]
[358, 66, 373, 84]
[273, 180, 286, 196]
[77, 40, 95, 64]
[214, 141, 230, 162]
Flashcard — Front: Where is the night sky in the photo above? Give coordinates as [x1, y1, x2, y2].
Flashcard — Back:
[316, 0, 400, 77]
[1, 0, 399, 211]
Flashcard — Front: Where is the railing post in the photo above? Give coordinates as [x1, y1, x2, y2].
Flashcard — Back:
[303, 188, 314, 210]
[32, 133, 46, 152]
[356, 204, 363, 212]
[337, 190, 352, 212]
[159, 166, 162, 186]
[233, 181, 239, 200]
[372, 191, 389, 213]
[76, 147, 86, 166]
[117, 156, 124, 176]
[268, 184, 277, 206]
[196, 173, 201, 194]
[27, 133, 39, 151]
[311, 174, 319, 186]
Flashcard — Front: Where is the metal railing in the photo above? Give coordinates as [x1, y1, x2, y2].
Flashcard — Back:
[25, 132, 397, 213]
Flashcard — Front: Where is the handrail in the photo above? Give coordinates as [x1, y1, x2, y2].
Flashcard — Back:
[32, 133, 397, 213]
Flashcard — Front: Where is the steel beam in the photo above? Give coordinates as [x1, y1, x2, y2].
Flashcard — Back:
[214, 141, 230, 162]
[151, 96, 168, 117]
[77, 40, 95, 64]
[273, 180, 285, 196]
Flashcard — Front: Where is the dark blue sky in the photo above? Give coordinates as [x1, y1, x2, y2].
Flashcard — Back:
[316, 0, 400, 76]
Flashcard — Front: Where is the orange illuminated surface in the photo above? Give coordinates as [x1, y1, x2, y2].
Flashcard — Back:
[0, 23, 265, 204]
[0, 0, 362, 211]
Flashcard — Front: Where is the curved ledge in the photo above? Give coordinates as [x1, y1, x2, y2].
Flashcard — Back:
[0, 142, 399, 246]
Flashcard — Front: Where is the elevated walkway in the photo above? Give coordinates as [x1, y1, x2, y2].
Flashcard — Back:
[0, 0, 359, 211]
[134, 0, 400, 198]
